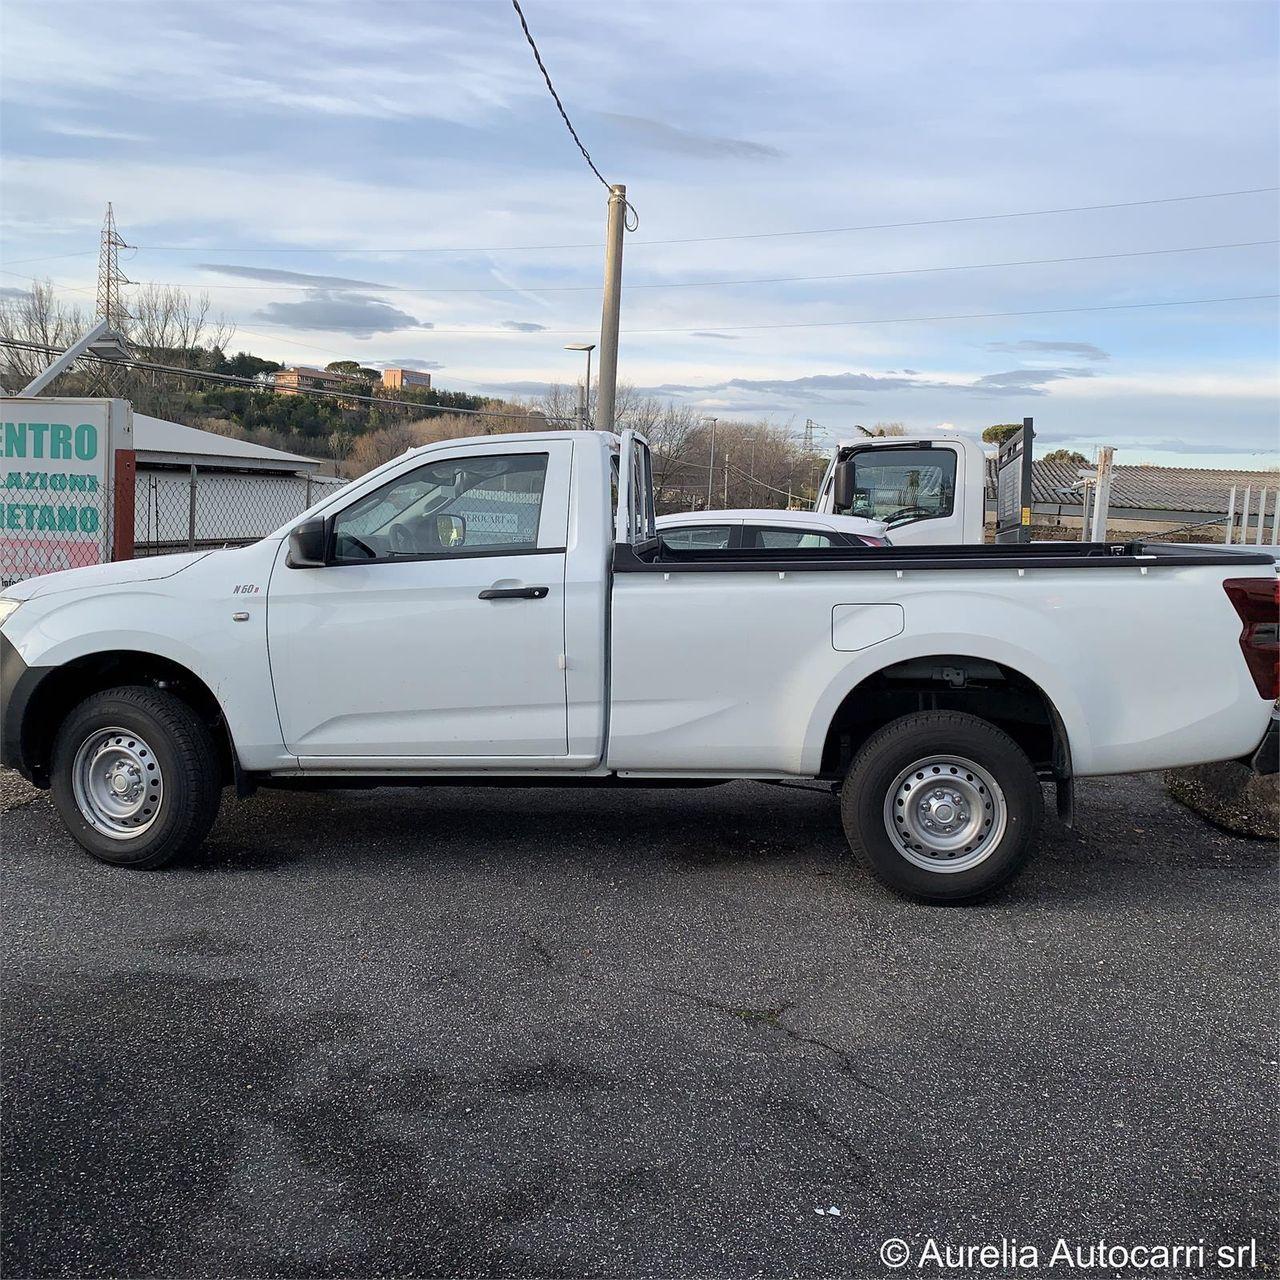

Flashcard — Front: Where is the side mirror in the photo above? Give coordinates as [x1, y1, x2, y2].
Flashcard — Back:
[287, 517, 329, 568]
[436, 513, 465, 548]
[832, 459, 856, 512]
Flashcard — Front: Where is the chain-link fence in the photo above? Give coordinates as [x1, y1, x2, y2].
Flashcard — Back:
[0, 473, 114, 587]
[135, 467, 345, 557]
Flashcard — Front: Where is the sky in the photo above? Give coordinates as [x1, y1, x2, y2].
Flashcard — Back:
[1, 0, 1278, 466]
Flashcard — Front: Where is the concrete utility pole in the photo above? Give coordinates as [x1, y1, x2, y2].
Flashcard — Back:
[723, 452, 730, 505]
[705, 417, 719, 508]
[595, 183, 627, 434]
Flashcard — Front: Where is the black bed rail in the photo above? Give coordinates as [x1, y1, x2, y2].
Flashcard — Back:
[613, 539, 1275, 575]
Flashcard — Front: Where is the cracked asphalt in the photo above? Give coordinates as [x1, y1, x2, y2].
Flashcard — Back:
[2, 772, 1277, 1278]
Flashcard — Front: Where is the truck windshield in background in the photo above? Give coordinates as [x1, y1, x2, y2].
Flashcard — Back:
[842, 447, 957, 527]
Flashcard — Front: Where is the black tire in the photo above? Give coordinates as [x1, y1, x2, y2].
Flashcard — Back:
[840, 711, 1043, 904]
[50, 685, 223, 869]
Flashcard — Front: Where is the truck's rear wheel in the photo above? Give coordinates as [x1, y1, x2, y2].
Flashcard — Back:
[50, 686, 223, 869]
[840, 711, 1043, 903]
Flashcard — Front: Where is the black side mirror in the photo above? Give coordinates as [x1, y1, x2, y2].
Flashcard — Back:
[287, 517, 330, 568]
[832, 459, 856, 512]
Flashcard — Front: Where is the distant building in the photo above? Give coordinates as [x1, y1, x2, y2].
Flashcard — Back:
[273, 366, 350, 396]
[381, 367, 432, 392]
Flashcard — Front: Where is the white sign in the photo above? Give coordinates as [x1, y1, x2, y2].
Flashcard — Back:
[1, 398, 131, 584]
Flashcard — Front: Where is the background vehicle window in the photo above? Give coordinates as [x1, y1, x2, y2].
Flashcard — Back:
[749, 526, 836, 549]
[848, 448, 956, 524]
[333, 453, 549, 561]
[659, 525, 733, 550]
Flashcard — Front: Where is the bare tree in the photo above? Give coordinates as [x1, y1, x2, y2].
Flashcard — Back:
[0, 280, 93, 390]
[125, 283, 235, 359]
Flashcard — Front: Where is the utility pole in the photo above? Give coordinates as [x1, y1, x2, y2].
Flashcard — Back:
[595, 183, 627, 433]
[705, 417, 718, 508]
[723, 452, 730, 506]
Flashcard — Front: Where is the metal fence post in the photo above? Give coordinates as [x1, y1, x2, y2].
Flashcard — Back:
[111, 448, 136, 562]
[188, 464, 198, 551]
[1257, 489, 1269, 546]
[1224, 486, 1237, 544]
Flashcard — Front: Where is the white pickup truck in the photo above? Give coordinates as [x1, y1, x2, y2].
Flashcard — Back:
[2, 429, 1275, 902]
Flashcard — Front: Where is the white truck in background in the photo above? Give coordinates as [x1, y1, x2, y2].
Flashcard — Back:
[1, 429, 1276, 904]
[814, 433, 990, 545]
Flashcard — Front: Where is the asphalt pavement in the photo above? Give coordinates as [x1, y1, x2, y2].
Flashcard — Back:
[2, 773, 1276, 1278]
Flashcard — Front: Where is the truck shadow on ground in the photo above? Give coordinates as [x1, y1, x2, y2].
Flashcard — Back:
[186, 774, 1276, 909]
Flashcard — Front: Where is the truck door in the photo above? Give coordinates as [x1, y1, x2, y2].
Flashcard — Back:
[268, 439, 572, 764]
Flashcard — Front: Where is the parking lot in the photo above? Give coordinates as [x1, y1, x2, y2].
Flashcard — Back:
[2, 771, 1276, 1278]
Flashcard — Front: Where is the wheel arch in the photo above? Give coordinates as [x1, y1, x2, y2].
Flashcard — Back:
[17, 650, 236, 788]
[813, 651, 1075, 797]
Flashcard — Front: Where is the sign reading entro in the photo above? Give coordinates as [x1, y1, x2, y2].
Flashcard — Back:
[0, 398, 132, 584]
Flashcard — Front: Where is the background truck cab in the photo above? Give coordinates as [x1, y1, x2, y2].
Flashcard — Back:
[814, 434, 988, 545]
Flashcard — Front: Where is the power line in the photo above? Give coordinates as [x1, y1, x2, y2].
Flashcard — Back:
[102, 239, 1280, 295]
[509, 0, 610, 190]
[7, 270, 1274, 335]
[0, 250, 98, 268]
[126, 186, 1278, 254]
[0, 336, 575, 423]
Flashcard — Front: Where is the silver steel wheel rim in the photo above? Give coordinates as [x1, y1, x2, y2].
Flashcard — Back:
[71, 726, 164, 840]
[883, 754, 1006, 873]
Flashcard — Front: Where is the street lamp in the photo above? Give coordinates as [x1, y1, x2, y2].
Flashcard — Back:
[17, 319, 132, 397]
[564, 342, 595, 428]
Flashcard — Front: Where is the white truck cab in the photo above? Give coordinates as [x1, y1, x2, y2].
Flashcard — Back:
[814, 434, 989, 545]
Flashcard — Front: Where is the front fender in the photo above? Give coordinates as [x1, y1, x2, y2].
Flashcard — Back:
[5, 573, 287, 771]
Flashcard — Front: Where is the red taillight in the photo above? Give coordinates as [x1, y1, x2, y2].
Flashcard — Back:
[1223, 577, 1280, 700]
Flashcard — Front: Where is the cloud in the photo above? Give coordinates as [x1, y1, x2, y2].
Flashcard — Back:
[377, 358, 443, 371]
[485, 380, 555, 396]
[720, 372, 921, 394]
[200, 263, 393, 290]
[691, 331, 742, 340]
[254, 291, 424, 336]
[0, 286, 29, 300]
[637, 364, 1101, 406]
[985, 339, 1110, 362]
[43, 122, 149, 142]
[968, 367, 1097, 396]
[599, 112, 784, 160]
[499, 320, 546, 333]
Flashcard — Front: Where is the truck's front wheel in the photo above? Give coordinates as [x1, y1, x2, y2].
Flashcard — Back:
[50, 686, 223, 869]
[840, 711, 1043, 903]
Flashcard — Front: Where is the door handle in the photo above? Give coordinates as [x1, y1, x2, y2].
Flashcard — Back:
[478, 586, 549, 600]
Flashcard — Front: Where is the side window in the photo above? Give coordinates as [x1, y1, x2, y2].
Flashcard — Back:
[848, 448, 956, 525]
[332, 453, 549, 562]
[659, 525, 733, 550]
[748, 526, 836, 549]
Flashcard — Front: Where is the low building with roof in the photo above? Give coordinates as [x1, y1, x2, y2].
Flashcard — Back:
[985, 457, 1279, 541]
